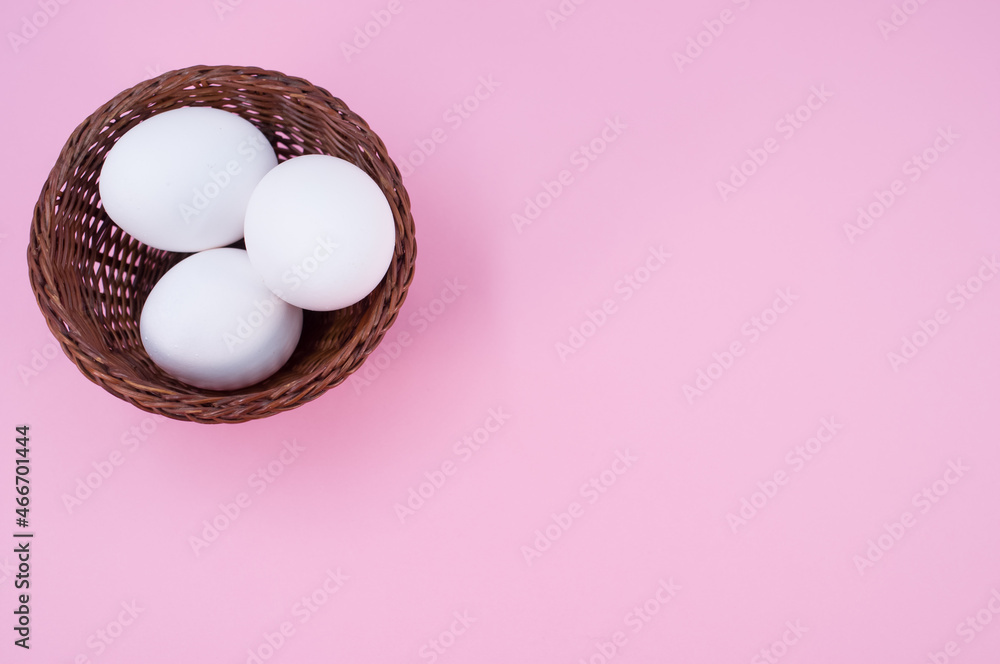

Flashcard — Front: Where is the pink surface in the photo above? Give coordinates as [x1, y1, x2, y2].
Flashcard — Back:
[2, 0, 1000, 662]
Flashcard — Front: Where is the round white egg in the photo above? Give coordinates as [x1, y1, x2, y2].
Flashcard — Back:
[139, 248, 303, 391]
[244, 154, 395, 311]
[100, 106, 278, 252]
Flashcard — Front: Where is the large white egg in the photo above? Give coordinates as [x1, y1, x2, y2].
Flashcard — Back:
[244, 154, 395, 311]
[99, 107, 278, 252]
[139, 248, 303, 391]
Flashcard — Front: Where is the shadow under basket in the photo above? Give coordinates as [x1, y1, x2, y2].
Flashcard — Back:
[27, 65, 417, 424]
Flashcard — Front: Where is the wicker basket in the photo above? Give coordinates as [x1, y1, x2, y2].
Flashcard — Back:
[27, 65, 416, 424]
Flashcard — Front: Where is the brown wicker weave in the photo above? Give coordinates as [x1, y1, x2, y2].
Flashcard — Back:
[27, 65, 416, 424]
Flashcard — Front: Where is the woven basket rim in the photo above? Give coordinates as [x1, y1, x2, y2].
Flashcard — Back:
[27, 64, 416, 424]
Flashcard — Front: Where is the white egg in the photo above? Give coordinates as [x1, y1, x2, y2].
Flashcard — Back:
[99, 107, 278, 252]
[139, 248, 303, 391]
[244, 154, 395, 311]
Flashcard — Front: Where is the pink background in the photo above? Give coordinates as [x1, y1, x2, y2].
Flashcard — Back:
[3, 0, 1000, 662]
